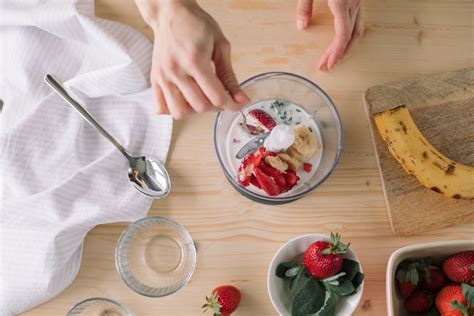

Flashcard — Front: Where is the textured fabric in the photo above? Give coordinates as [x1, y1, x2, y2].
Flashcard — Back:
[0, 1, 173, 314]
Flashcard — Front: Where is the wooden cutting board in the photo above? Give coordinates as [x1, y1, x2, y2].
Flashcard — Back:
[364, 68, 474, 235]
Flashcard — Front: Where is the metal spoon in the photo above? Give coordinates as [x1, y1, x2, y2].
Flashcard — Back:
[44, 74, 171, 199]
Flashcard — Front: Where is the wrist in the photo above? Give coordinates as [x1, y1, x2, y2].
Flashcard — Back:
[135, 0, 197, 29]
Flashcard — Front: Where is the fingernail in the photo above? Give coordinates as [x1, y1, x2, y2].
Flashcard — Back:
[297, 19, 307, 30]
[233, 90, 250, 105]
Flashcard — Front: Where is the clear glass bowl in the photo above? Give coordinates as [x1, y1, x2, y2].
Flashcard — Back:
[214, 72, 343, 204]
[67, 297, 132, 316]
[115, 216, 196, 297]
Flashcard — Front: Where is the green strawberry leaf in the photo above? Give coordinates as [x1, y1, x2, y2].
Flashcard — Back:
[314, 290, 338, 316]
[285, 265, 304, 278]
[461, 283, 474, 305]
[275, 262, 300, 278]
[341, 259, 360, 281]
[290, 268, 311, 298]
[451, 300, 469, 315]
[351, 272, 365, 290]
[323, 276, 355, 296]
[291, 278, 326, 316]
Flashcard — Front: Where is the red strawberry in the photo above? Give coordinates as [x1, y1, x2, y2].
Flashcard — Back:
[422, 266, 448, 292]
[435, 284, 471, 316]
[248, 109, 276, 131]
[202, 285, 241, 316]
[249, 174, 261, 188]
[303, 163, 313, 173]
[259, 162, 286, 190]
[443, 251, 474, 284]
[254, 167, 281, 196]
[283, 170, 299, 191]
[303, 232, 348, 279]
[237, 148, 266, 185]
[405, 289, 433, 314]
[395, 257, 431, 298]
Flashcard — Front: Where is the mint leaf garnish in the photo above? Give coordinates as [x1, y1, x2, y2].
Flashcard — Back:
[341, 259, 360, 281]
[292, 278, 326, 316]
[351, 272, 365, 290]
[316, 290, 338, 316]
[275, 262, 300, 278]
[323, 276, 355, 296]
[290, 268, 311, 298]
[285, 265, 303, 278]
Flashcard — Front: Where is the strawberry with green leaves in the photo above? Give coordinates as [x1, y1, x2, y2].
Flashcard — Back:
[395, 257, 431, 298]
[435, 284, 473, 316]
[202, 285, 241, 316]
[303, 232, 349, 279]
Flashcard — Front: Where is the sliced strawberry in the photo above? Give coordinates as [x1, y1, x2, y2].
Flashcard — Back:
[248, 109, 276, 131]
[254, 167, 281, 196]
[238, 148, 265, 185]
[250, 174, 261, 188]
[303, 163, 313, 173]
[283, 170, 299, 190]
[259, 162, 286, 190]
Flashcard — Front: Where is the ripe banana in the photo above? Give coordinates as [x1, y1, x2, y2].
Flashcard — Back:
[287, 125, 319, 163]
[373, 105, 474, 199]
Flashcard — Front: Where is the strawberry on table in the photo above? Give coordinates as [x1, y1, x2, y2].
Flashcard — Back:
[422, 265, 448, 292]
[443, 251, 474, 284]
[202, 285, 241, 316]
[303, 232, 349, 279]
[435, 284, 473, 316]
[404, 289, 433, 314]
[248, 109, 276, 131]
[254, 166, 281, 196]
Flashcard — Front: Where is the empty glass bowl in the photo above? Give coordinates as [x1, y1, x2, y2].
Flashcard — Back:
[115, 216, 196, 297]
[214, 72, 343, 204]
[67, 297, 132, 316]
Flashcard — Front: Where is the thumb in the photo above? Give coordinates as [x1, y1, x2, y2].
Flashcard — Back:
[296, 0, 314, 29]
[213, 40, 250, 105]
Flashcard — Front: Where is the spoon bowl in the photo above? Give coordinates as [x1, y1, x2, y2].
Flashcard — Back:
[44, 74, 171, 199]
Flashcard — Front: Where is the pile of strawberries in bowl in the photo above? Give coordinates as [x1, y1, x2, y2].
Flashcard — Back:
[395, 250, 474, 315]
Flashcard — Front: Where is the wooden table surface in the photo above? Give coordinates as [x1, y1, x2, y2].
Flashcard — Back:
[23, 1, 473, 315]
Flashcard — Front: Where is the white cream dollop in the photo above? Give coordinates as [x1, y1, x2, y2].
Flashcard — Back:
[264, 124, 295, 152]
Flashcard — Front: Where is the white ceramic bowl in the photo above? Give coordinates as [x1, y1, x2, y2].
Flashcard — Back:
[267, 234, 364, 315]
[386, 240, 474, 316]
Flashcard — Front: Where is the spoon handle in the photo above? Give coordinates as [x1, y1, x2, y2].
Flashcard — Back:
[44, 74, 131, 160]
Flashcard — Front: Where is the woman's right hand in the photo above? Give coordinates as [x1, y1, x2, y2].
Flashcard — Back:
[136, 0, 249, 119]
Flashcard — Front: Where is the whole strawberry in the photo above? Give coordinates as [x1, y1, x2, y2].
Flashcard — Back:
[303, 232, 349, 279]
[395, 257, 430, 298]
[405, 289, 433, 314]
[435, 284, 472, 316]
[202, 285, 241, 316]
[423, 265, 448, 292]
[443, 251, 474, 284]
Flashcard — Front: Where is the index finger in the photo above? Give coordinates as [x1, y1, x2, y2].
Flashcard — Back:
[296, 0, 314, 29]
[327, 6, 352, 69]
[191, 62, 242, 111]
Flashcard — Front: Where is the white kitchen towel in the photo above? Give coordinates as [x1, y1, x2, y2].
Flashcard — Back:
[0, 0, 173, 314]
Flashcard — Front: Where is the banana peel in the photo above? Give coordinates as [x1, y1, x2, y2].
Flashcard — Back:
[373, 105, 474, 199]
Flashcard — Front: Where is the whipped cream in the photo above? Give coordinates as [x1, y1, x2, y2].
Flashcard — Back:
[264, 124, 295, 152]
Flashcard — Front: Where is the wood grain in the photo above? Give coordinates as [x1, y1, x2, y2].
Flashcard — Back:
[364, 68, 474, 235]
[20, 0, 474, 315]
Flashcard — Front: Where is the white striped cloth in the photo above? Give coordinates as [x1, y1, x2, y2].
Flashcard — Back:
[0, 1, 173, 314]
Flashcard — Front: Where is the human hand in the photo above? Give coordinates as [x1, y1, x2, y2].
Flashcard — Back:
[136, 0, 249, 119]
[296, 0, 363, 71]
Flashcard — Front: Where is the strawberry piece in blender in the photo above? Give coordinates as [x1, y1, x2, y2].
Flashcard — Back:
[283, 170, 299, 191]
[248, 109, 276, 131]
[259, 162, 286, 190]
[254, 167, 281, 196]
